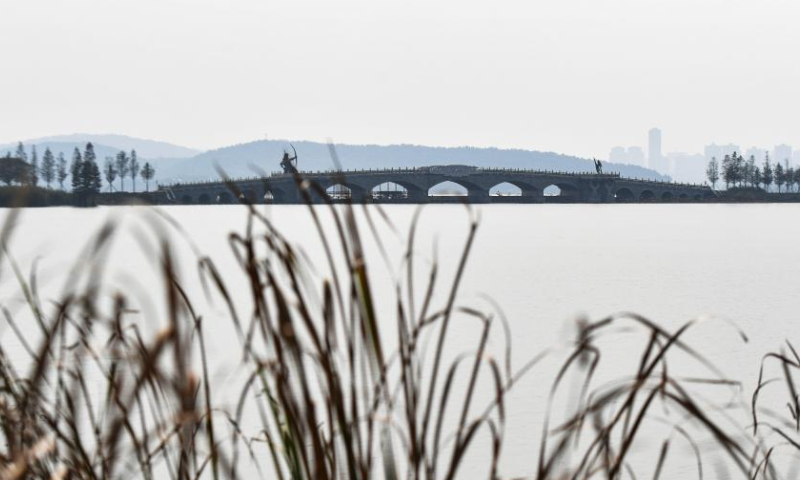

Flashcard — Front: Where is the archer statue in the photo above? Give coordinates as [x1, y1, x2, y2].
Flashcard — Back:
[593, 158, 603, 174]
[280, 144, 298, 174]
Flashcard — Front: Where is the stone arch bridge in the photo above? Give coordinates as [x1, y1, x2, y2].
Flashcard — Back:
[159, 165, 714, 204]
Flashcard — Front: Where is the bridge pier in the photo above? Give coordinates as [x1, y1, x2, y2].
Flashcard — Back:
[407, 189, 428, 202]
[520, 189, 544, 203]
[350, 191, 368, 203]
[468, 188, 491, 203]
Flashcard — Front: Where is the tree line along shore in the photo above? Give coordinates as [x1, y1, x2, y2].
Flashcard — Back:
[2, 141, 156, 198]
[5, 141, 800, 206]
[706, 151, 800, 192]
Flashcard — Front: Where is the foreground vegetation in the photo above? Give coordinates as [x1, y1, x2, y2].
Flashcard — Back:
[0, 190, 799, 479]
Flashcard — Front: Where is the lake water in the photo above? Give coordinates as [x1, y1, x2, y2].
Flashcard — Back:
[1, 204, 798, 479]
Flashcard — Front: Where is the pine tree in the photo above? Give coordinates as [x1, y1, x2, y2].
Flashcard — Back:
[706, 156, 719, 189]
[775, 162, 785, 193]
[141, 162, 155, 192]
[746, 155, 756, 187]
[89, 160, 102, 195]
[722, 154, 733, 188]
[115, 151, 129, 191]
[71, 148, 83, 193]
[733, 152, 745, 186]
[0, 157, 28, 185]
[78, 143, 100, 201]
[129, 149, 140, 192]
[762, 154, 773, 191]
[104, 158, 117, 192]
[794, 168, 800, 192]
[57, 152, 68, 190]
[84, 143, 96, 166]
[41, 148, 56, 188]
[29, 145, 38, 187]
[14, 142, 27, 162]
[0, 157, 17, 186]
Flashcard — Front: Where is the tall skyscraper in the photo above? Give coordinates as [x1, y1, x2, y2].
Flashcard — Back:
[609, 146, 627, 163]
[745, 147, 767, 163]
[627, 147, 645, 166]
[773, 144, 792, 165]
[704, 143, 741, 162]
[647, 128, 669, 173]
[648, 128, 662, 169]
[609, 146, 646, 166]
[668, 152, 706, 183]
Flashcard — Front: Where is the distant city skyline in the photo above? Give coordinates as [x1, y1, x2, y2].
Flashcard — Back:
[609, 127, 800, 183]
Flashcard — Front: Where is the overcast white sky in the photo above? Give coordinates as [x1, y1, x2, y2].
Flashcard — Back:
[2, 0, 799, 157]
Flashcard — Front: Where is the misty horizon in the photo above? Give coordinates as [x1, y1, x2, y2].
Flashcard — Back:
[4, 0, 800, 158]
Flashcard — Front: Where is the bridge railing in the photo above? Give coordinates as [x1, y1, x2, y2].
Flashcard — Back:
[620, 176, 710, 189]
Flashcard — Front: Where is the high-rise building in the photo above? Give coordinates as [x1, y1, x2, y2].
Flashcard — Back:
[703, 144, 719, 162]
[773, 144, 792, 165]
[609, 146, 646, 166]
[648, 128, 669, 173]
[704, 143, 741, 162]
[648, 128, 661, 168]
[745, 147, 767, 163]
[609, 146, 627, 163]
[668, 152, 706, 183]
[627, 146, 645, 166]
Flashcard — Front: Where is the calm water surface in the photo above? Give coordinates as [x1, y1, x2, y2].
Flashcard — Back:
[2, 204, 798, 479]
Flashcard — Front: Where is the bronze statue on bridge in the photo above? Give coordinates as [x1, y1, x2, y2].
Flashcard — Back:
[594, 158, 603, 174]
[280, 144, 299, 174]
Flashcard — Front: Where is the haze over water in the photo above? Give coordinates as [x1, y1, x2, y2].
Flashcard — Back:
[1, 204, 796, 478]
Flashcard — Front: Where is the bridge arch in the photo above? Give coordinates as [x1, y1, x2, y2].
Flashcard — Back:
[319, 180, 367, 202]
[239, 188, 258, 204]
[180, 194, 193, 204]
[429, 180, 468, 197]
[217, 191, 233, 204]
[614, 187, 634, 202]
[264, 187, 288, 203]
[693, 194, 703, 201]
[489, 182, 521, 196]
[371, 182, 409, 200]
[542, 183, 579, 201]
[198, 193, 211, 204]
[489, 180, 538, 197]
[639, 190, 656, 202]
[543, 184, 561, 196]
[661, 191, 674, 201]
[326, 183, 352, 200]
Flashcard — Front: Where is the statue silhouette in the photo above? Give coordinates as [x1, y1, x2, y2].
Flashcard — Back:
[594, 158, 603, 174]
[280, 145, 298, 174]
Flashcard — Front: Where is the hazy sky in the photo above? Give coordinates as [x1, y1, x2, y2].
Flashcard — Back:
[2, 0, 800, 157]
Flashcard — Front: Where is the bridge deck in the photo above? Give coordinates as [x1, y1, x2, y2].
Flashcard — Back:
[156, 165, 712, 204]
[161, 167, 706, 190]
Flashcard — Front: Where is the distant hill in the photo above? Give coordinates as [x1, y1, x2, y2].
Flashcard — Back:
[158, 139, 670, 183]
[0, 134, 199, 160]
